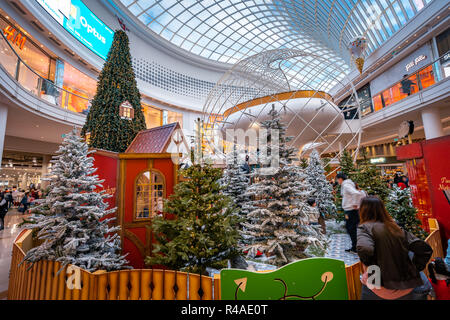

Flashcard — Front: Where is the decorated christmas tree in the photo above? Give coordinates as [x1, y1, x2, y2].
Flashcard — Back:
[146, 162, 241, 274]
[241, 108, 326, 266]
[386, 186, 428, 239]
[81, 30, 146, 152]
[306, 150, 337, 217]
[22, 129, 128, 272]
[340, 149, 357, 177]
[354, 150, 390, 202]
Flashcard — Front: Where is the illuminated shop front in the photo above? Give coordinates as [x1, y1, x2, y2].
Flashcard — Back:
[0, 12, 97, 114]
[142, 103, 183, 129]
[370, 42, 448, 113]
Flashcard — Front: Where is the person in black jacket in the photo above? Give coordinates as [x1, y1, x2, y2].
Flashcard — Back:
[5, 190, 13, 209]
[357, 196, 432, 300]
[0, 194, 8, 230]
[18, 192, 30, 214]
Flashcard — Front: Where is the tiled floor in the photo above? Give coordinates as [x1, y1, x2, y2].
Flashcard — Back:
[0, 210, 27, 299]
[325, 233, 360, 266]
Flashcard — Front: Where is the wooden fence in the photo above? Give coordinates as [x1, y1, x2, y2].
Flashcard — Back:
[8, 230, 220, 300]
[8, 229, 364, 300]
[15, 221, 445, 301]
[423, 218, 444, 277]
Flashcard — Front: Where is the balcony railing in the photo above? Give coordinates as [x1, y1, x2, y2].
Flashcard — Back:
[370, 52, 450, 115]
[0, 31, 91, 114]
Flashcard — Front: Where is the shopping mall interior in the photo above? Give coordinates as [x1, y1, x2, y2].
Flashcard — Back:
[0, 0, 449, 304]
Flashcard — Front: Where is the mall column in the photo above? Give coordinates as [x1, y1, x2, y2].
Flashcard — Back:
[421, 107, 444, 140]
[0, 105, 7, 165]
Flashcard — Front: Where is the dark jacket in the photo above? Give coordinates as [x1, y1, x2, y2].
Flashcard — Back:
[357, 221, 432, 290]
[0, 199, 7, 217]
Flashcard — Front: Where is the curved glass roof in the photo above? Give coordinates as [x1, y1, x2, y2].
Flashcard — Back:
[119, 0, 433, 91]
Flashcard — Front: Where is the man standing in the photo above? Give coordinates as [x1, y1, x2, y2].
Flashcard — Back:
[336, 173, 366, 253]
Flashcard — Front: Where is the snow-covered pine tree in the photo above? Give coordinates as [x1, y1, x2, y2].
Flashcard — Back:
[241, 108, 326, 266]
[221, 148, 250, 218]
[306, 149, 337, 217]
[386, 186, 428, 240]
[22, 129, 128, 272]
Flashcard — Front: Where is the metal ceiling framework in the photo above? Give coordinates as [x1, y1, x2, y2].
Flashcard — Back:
[119, 0, 433, 91]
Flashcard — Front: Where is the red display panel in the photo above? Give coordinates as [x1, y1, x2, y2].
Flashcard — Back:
[90, 150, 119, 219]
[398, 136, 450, 245]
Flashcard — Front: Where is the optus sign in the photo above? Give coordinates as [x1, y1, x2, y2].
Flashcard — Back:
[36, 0, 113, 60]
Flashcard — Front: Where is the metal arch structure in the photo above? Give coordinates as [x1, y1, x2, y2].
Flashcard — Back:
[200, 48, 362, 176]
[119, 0, 433, 85]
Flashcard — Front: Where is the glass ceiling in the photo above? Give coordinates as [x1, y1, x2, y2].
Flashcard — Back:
[119, 0, 433, 91]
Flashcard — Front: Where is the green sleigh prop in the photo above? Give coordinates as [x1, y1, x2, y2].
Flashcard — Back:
[220, 258, 349, 300]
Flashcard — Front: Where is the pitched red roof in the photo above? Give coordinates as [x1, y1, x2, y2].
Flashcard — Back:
[125, 122, 180, 154]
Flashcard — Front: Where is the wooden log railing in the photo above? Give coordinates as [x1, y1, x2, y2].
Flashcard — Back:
[424, 218, 444, 277]
[25, 224, 449, 301]
[8, 230, 220, 300]
[345, 262, 362, 300]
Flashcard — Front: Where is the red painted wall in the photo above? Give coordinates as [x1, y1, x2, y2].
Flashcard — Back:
[90, 151, 119, 218]
[421, 137, 450, 241]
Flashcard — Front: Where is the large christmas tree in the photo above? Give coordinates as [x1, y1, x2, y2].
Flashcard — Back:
[306, 150, 337, 217]
[146, 163, 241, 274]
[386, 186, 428, 239]
[241, 108, 326, 266]
[22, 129, 128, 272]
[81, 30, 146, 152]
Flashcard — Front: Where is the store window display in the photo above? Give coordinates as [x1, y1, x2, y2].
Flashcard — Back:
[0, 16, 52, 80]
[167, 110, 183, 128]
[62, 63, 97, 113]
[142, 104, 162, 129]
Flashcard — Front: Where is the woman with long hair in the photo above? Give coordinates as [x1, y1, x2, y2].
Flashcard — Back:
[357, 196, 432, 300]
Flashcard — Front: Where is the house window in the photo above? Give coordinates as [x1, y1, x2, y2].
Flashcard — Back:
[135, 170, 165, 219]
[120, 101, 135, 120]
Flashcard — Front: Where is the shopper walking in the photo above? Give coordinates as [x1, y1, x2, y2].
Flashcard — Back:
[18, 192, 30, 214]
[5, 190, 13, 209]
[357, 196, 433, 300]
[336, 173, 366, 253]
[0, 194, 8, 231]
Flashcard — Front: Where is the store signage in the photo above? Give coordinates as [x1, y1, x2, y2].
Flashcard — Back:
[442, 52, 450, 65]
[405, 54, 427, 72]
[3, 26, 27, 50]
[36, 0, 113, 60]
[370, 157, 386, 164]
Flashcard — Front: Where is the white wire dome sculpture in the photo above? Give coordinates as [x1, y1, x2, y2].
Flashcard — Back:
[201, 49, 362, 176]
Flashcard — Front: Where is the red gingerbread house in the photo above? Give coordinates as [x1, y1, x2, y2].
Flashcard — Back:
[91, 122, 186, 268]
